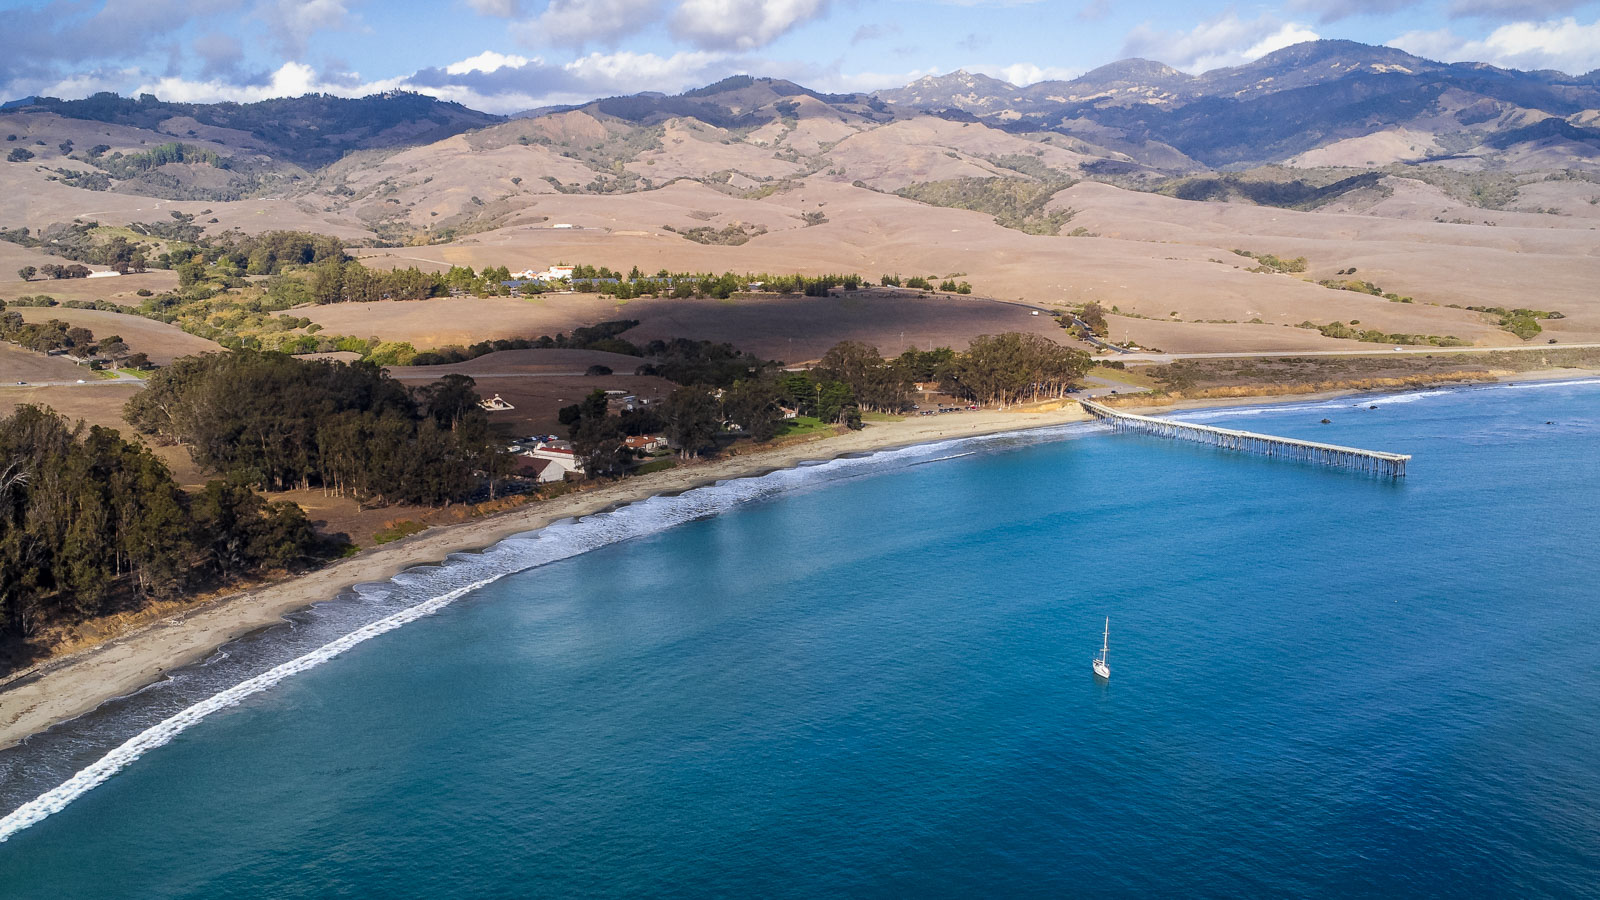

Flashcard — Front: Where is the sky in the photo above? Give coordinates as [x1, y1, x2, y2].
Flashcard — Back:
[3, 0, 1599, 114]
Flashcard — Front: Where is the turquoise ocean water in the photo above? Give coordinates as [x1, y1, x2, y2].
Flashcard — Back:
[1, 380, 1597, 897]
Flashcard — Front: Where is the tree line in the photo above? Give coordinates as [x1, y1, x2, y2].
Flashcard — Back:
[0, 301, 147, 368]
[558, 333, 1091, 475]
[124, 351, 511, 505]
[0, 405, 325, 656]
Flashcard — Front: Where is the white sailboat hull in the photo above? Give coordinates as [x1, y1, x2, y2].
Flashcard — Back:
[1093, 659, 1110, 680]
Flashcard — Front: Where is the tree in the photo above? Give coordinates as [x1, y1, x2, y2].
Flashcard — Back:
[721, 379, 784, 441]
[6, 148, 34, 163]
[124, 350, 495, 505]
[951, 333, 1092, 407]
[416, 373, 481, 432]
[16, 266, 34, 282]
[663, 386, 720, 458]
[176, 259, 206, 288]
[1079, 302, 1109, 337]
[814, 381, 854, 424]
[816, 341, 910, 413]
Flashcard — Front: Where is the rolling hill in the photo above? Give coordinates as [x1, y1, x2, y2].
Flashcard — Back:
[1, 39, 1597, 358]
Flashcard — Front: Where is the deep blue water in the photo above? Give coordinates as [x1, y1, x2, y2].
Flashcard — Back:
[2, 380, 1598, 898]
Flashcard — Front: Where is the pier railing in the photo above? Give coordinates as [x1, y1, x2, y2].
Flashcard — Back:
[1079, 400, 1410, 477]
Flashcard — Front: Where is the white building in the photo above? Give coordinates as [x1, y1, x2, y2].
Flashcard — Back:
[523, 440, 585, 481]
[510, 265, 577, 282]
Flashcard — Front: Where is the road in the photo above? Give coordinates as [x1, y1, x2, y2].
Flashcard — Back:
[1114, 342, 1600, 364]
[387, 371, 589, 380]
[939, 287, 1599, 361]
[3, 375, 144, 387]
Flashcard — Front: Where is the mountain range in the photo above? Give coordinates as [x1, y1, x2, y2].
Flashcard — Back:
[1, 39, 1596, 247]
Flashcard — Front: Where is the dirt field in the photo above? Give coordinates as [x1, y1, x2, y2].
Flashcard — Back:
[0, 269, 178, 305]
[342, 176, 1597, 353]
[0, 380, 212, 484]
[395, 348, 646, 376]
[1133, 346, 1600, 394]
[11, 305, 221, 363]
[303, 288, 1084, 362]
[0, 343, 96, 382]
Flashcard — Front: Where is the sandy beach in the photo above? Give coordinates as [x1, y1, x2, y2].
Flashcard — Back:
[0, 403, 1095, 750]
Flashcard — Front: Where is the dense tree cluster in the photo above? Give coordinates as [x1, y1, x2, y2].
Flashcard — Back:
[89, 142, 222, 179]
[124, 351, 505, 505]
[34, 263, 94, 279]
[0, 304, 142, 366]
[880, 274, 972, 294]
[951, 333, 1093, 406]
[635, 337, 777, 386]
[562, 269, 863, 300]
[0, 405, 322, 648]
[896, 177, 1078, 235]
[780, 334, 1089, 419]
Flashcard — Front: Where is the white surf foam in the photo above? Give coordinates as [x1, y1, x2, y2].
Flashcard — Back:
[1360, 389, 1456, 407]
[0, 575, 498, 843]
[1499, 378, 1600, 392]
[0, 422, 1094, 842]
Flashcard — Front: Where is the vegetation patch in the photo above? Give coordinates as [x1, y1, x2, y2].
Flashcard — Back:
[372, 520, 428, 544]
[896, 177, 1077, 235]
[1295, 320, 1470, 346]
[1232, 249, 1307, 274]
[1456, 305, 1562, 340]
[663, 222, 768, 245]
[1316, 278, 1414, 304]
[1160, 171, 1385, 210]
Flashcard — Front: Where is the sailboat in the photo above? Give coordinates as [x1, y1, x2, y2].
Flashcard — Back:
[1092, 618, 1110, 680]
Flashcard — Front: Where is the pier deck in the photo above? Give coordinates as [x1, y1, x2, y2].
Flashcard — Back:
[1080, 400, 1410, 477]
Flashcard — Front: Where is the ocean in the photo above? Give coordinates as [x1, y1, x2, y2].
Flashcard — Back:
[1, 380, 1597, 898]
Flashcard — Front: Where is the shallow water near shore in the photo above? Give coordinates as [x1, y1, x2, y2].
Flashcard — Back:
[2, 381, 1598, 897]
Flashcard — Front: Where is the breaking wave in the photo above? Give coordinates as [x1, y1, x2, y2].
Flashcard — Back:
[0, 421, 1093, 842]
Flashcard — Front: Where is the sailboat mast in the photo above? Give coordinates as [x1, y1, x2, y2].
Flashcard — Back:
[1102, 618, 1109, 659]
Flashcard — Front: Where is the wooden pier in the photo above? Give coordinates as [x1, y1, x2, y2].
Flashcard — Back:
[1079, 400, 1410, 477]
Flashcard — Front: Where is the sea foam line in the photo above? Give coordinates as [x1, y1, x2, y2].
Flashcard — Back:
[0, 421, 1097, 843]
[1174, 377, 1600, 423]
[0, 575, 502, 843]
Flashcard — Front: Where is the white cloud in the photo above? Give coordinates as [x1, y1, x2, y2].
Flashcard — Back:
[564, 49, 729, 90]
[1448, 0, 1584, 18]
[132, 61, 403, 104]
[463, 0, 522, 14]
[795, 66, 942, 93]
[1123, 13, 1320, 73]
[911, 0, 1043, 6]
[1392, 16, 1600, 74]
[1287, 0, 1417, 25]
[119, 49, 758, 114]
[670, 0, 829, 51]
[514, 0, 665, 46]
[971, 63, 1082, 85]
[29, 68, 146, 102]
[445, 51, 532, 75]
[256, 0, 359, 57]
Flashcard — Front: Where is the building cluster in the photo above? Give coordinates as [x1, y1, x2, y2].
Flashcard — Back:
[508, 265, 576, 282]
[509, 438, 585, 483]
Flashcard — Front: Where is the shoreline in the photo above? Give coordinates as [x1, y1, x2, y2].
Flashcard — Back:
[4, 367, 1598, 750]
[0, 402, 1094, 750]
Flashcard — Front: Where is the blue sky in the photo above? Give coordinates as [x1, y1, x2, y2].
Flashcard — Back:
[3, 0, 1598, 113]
